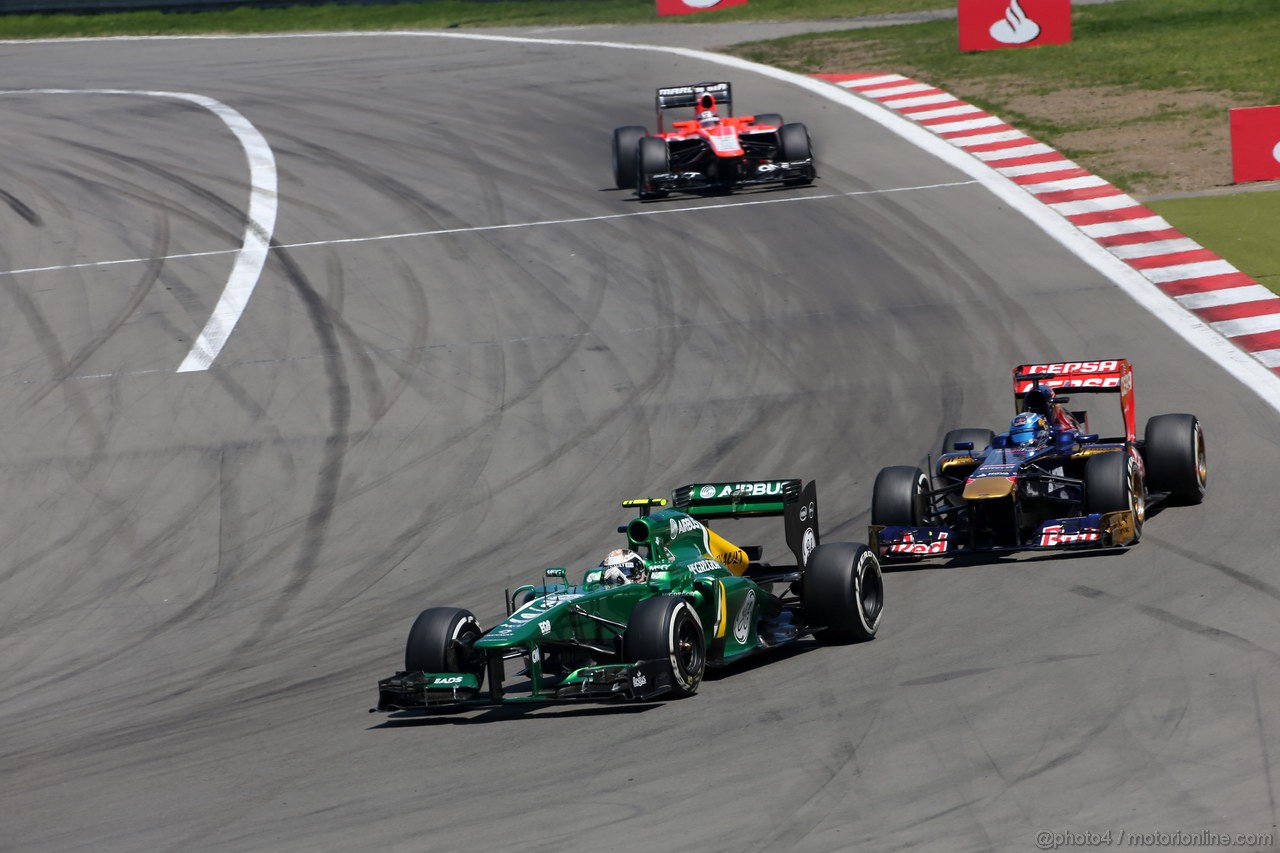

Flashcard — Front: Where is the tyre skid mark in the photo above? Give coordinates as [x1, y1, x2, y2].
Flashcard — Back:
[0, 88, 277, 373]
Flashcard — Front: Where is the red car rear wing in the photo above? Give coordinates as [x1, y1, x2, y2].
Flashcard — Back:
[655, 81, 733, 111]
[1013, 359, 1136, 442]
[655, 81, 734, 132]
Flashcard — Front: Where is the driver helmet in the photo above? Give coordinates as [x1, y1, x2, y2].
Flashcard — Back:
[1024, 383, 1056, 415]
[1009, 411, 1050, 447]
[601, 548, 645, 584]
[698, 109, 719, 128]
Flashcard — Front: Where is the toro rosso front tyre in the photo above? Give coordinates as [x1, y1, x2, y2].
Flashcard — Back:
[1144, 413, 1206, 504]
[803, 542, 883, 644]
[872, 466, 930, 527]
[941, 428, 994, 455]
[1084, 451, 1144, 544]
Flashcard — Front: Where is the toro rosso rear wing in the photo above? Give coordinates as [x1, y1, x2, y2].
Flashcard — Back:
[672, 478, 818, 570]
[1013, 359, 1136, 442]
[655, 81, 733, 131]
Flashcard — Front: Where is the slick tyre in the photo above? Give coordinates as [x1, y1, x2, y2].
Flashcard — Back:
[777, 122, 814, 184]
[753, 112, 783, 127]
[612, 125, 646, 190]
[1084, 451, 1144, 544]
[803, 542, 883, 644]
[636, 135, 670, 199]
[871, 466, 930, 527]
[404, 606, 485, 687]
[624, 596, 705, 698]
[941, 428, 994, 455]
[1144, 413, 1206, 504]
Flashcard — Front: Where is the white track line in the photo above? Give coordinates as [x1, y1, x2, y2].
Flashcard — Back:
[7, 31, 1280, 412]
[0, 89, 277, 373]
[0, 181, 974, 278]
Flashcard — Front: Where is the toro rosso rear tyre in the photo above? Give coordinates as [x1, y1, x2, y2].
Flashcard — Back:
[872, 466, 930, 527]
[1084, 451, 1144, 544]
[803, 542, 883, 644]
[753, 112, 783, 127]
[405, 607, 485, 688]
[1144, 413, 1206, 504]
[612, 125, 646, 190]
[636, 136, 670, 199]
[941, 428, 994, 455]
[778, 122, 814, 185]
[624, 596, 705, 697]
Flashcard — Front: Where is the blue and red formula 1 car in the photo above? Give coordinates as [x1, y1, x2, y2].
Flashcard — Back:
[870, 359, 1207, 561]
[610, 81, 816, 199]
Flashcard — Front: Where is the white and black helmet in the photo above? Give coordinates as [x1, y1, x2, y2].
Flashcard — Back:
[601, 548, 645, 584]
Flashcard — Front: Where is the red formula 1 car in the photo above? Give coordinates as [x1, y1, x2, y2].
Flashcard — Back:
[870, 359, 1207, 561]
[610, 81, 816, 199]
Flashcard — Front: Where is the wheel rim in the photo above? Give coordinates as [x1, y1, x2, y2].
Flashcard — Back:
[1194, 422, 1207, 488]
[1129, 458, 1146, 525]
[674, 617, 704, 681]
[914, 473, 929, 525]
[449, 624, 482, 674]
[860, 562, 884, 624]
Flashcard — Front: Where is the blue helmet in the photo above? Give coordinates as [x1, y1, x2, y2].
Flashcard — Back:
[1010, 411, 1049, 447]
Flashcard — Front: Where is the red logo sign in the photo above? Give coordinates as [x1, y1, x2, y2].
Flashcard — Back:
[958, 0, 1071, 52]
[889, 531, 950, 555]
[655, 0, 747, 16]
[1230, 105, 1280, 183]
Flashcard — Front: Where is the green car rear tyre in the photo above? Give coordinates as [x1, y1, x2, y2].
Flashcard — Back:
[803, 542, 883, 644]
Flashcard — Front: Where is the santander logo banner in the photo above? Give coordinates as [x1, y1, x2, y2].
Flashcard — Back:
[1229, 105, 1280, 183]
[958, 0, 1071, 52]
[656, 0, 747, 17]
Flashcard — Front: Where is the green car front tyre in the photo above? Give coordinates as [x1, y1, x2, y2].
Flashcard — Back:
[404, 606, 485, 689]
[624, 596, 705, 698]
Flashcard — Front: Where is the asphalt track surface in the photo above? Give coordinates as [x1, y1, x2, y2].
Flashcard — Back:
[2, 31, 1279, 853]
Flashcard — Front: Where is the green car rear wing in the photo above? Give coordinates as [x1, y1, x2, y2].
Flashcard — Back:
[671, 479, 819, 570]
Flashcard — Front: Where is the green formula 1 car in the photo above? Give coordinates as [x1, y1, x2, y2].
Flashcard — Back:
[374, 479, 883, 712]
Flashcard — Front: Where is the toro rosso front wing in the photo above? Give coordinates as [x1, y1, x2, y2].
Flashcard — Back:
[871, 510, 1139, 560]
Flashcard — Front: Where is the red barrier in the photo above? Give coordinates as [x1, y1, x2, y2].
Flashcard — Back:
[958, 0, 1071, 52]
[656, 0, 747, 16]
[1230, 105, 1280, 184]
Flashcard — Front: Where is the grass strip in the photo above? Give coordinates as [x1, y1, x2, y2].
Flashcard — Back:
[1148, 192, 1280, 292]
[727, 0, 1280, 292]
[0, 0, 949, 39]
[729, 0, 1280, 102]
